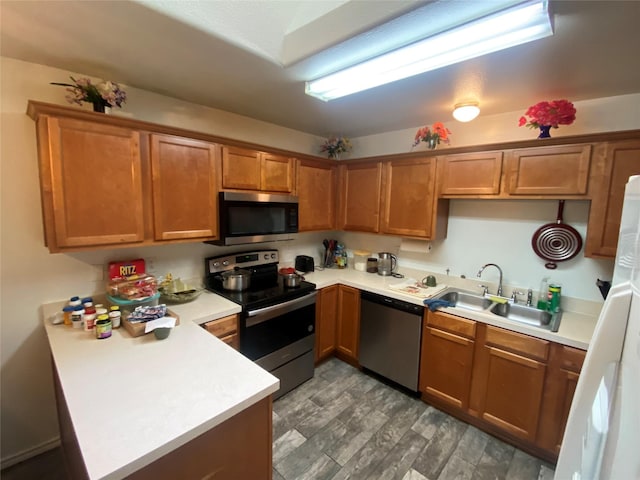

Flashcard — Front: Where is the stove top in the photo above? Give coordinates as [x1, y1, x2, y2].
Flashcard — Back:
[204, 249, 316, 311]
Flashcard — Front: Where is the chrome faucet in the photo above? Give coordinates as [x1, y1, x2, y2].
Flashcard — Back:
[477, 263, 503, 296]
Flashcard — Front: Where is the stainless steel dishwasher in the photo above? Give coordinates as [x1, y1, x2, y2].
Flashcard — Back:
[358, 291, 424, 392]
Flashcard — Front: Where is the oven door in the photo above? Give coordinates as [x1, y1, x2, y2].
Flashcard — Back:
[241, 292, 316, 361]
[242, 291, 316, 399]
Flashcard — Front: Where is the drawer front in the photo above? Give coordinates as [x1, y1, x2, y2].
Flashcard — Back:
[427, 311, 476, 339]
[485, 325, 549, 361]
[558, 345, 586, 373]
[221, 332, 239, 349]
[204, 315, 238, 338]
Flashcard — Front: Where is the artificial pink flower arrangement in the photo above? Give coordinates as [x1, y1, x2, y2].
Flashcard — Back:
[518, 100, 576, 129]
[412, 121, 451, 147]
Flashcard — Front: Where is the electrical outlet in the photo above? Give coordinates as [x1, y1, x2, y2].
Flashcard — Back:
[146, 257, 156, 272]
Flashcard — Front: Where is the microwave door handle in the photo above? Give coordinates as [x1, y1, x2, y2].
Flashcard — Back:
[246, 291, 317, 327]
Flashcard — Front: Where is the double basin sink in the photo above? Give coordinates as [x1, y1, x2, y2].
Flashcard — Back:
[434, 289, 561, 332]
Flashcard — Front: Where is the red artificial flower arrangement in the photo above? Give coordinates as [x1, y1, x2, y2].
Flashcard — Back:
[412, 121, 451, 147]
[518, 100, 576, 129]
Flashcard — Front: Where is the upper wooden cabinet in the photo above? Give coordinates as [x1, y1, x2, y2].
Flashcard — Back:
[504, 144, 592, 196]
[439, 151, 503, 195]
[585, 140, 640, 258]
[34, 116, 145, 252]
[338, 161, 382, 233]
[221, 145, 294, 193]
[150, 134, 218, 241]
[381, 157, 442, 238]
[339, 158, 447, 239]
[297, 159, 337, 231]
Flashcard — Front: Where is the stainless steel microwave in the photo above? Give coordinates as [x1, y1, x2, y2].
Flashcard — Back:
[211, 192, 299, 246]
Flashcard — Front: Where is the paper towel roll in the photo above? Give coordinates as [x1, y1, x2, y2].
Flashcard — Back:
[399, 238, 432, 253]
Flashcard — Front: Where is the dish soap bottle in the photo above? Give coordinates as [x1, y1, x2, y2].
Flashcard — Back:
[537, 277, 549, 310]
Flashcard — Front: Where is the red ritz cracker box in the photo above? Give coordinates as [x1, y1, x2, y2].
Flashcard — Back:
[108, 259, 146, 281]
[107, 259, 158, 300]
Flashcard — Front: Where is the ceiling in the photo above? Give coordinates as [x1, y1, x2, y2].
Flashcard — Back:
[1, 0, 639, 138]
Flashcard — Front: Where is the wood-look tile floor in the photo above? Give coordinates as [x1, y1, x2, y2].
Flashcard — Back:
[1, 358, 556, 480]
[272, 357, 556, 480]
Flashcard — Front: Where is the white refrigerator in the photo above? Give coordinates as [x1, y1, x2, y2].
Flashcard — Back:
[555, 175, 640, 480]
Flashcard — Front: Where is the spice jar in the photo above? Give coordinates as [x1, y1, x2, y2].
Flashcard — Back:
[109, 306, 121, 329]
[366, 257, 378, 273]
[71, 305, 84, 329]
[95, 314, 112, 339]
[62, 306, 75, 326]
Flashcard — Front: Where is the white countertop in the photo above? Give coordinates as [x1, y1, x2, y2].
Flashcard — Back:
[42, 266, 599, 478]
[42, 292, 277, 480]
[302, 266, 600, 350]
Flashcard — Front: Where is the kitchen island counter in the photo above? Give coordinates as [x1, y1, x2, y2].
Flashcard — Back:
[42, 293, 277, 480]
[302, 267, 600, 350]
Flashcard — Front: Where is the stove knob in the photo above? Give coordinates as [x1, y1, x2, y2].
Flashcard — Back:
[222, 260, 229, 266]
[213, 262, 220, 268]
[271, 253, 276, 259]
[264, 254, 270, 260]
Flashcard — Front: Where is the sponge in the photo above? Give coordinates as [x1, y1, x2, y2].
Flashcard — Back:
[488, 296, 508, 304]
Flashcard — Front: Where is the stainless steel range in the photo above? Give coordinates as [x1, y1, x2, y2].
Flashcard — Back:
[204, 249, 316, 400]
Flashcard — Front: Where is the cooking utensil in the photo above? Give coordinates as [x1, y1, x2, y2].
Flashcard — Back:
[280, 272, 304, 288]
[531, 200, 583, 269]
[217, 268, 252, 291]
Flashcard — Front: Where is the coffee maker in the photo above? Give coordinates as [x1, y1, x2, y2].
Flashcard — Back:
[377, 252, 397, 276]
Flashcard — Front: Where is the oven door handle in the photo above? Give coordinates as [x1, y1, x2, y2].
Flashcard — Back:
[246, 291, 317, 327]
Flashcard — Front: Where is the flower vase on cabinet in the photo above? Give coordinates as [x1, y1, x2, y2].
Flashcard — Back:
[538, 125, 552, 138]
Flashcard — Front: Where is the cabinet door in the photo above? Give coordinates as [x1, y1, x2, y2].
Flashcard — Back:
[315, 285, 338, 362]
[471, 325, 549, 442]
[221, 146, 261, 190]
[297, 159, 336, 231]
[338, 162, 382, 232]
[261, 153, 295, 193]
[439, 152, 503, 195]
[505, 144, 592, 195]
[150, 135, 218, 240]
[419, 311, 475, 410]
[585, 140, 640, 258]
[336, 285, 360, 364]
[537, 344, 585, 456]
[381, 157, 436, 237]
[42, 117, 144, 250]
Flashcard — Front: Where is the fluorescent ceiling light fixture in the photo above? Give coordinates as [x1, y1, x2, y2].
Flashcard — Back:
[305, 0, 553, 101]
[453, 103, 481, 122]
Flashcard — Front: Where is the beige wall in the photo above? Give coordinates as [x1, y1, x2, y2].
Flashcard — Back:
[351, 93, 640, 157]
[1, 55, 638, 466]
[0, 56, 324, 467]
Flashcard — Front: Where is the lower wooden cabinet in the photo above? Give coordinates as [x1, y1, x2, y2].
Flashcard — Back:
[470, 325, 549, 443]
[419, 310, 476, 410]
[315, 285, 338, 362]
[203, 314, 239, 349]
[335, 285, 360, 365]
[419, 312, 585, 462]
[536, 343, 586, 454]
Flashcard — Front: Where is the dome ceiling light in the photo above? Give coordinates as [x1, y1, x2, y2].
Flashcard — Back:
[453, 103, 481, 122]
